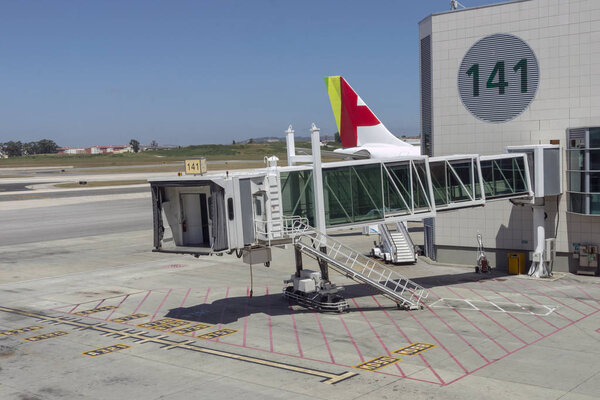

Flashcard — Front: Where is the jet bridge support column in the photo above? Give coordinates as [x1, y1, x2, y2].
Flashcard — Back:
[311, 123, 329, 281]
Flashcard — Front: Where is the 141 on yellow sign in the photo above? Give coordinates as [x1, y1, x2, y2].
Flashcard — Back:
[185, 158, 207, 175]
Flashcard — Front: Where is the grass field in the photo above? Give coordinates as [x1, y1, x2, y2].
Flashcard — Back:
[0, 142, 340, 168]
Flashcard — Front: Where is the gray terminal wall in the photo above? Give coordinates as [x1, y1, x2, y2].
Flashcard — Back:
[419, 0, 600, 272]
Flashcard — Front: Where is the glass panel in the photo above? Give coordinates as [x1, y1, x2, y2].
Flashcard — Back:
[428, 162, 447, 206]
[590, 128, 600, 147]
[590, 172, 600, 192]
[591, 194, 600, 215]
[568, 150, 584, 171]
[386, 163, 413, 210]
[569, 193, 586, 214]
[568, 171, 585, 192]
[589, 150, 600, 170]
[280, 170, 314, 226]
[448, 161, 472, 202]
[382, 165, 410, 215]
[323, 167, 353, 226]
[412, 161, 431, 210]
[351, 164, 383, 222]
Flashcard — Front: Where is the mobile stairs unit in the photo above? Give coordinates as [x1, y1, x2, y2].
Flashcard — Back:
[373, 222, 417, 264]
[292, 229, 428, 310]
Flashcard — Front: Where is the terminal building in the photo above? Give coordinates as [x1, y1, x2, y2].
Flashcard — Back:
[419, 0, 600, 273]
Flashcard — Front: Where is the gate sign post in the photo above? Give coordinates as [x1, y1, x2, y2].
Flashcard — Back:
[458, 33, 539, 123]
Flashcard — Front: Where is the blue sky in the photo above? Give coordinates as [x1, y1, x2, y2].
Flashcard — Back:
[0, 0, 507, 146]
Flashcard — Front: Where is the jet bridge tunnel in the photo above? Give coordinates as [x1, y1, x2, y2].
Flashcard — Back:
[148, 152, 532, 256]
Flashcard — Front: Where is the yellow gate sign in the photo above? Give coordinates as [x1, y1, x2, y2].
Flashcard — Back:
[185, 158, 207, 175]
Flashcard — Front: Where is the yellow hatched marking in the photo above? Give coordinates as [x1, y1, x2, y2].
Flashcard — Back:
[353, 356, 402, 372]
[151, 320, 193, 331]
[22, 331, 70, 342]
[0, 326, 44, 336]
[136, 318, 178, 329]
[82, 344, 131, 357]
[110, 313, 149, 323]
[74, 306, 118, 316]
[171, 323, 213, 335]
[197, 328, 238, 340]
[393, 342, 436, 357]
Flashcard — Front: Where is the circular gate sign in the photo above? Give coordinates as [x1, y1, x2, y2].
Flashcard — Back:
[458, 33, 539, 123]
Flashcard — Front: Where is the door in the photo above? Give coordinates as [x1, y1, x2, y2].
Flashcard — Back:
[181, 194, 206, 246]
[253, 192, 267, 240]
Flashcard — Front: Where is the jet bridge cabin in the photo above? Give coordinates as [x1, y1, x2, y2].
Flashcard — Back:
[149, 172, 272, 255]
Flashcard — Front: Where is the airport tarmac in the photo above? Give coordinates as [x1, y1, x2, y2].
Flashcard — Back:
[1, 186, 600, 399]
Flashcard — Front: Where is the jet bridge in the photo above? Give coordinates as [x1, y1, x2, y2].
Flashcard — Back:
[147, 128, 535, 309]
[149, 152, 532, 255]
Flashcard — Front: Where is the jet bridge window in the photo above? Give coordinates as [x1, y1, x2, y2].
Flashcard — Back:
[568, 127, 600, 215]
[227, 197, 234, 220]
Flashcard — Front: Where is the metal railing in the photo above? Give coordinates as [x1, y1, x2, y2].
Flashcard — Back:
[295, 230, 428, 309]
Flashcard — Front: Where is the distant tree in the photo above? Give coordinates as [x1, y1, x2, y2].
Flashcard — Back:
[232, 140, 236, 145]
[22, 142, 38, 155]
[36, 139, 58, 154]
[5, 141, 23, 157]
[129, 139, 140, 153]
[334, 132, 341, 143]
[248, 138, 254, 144]
[150, 140, 158, 149]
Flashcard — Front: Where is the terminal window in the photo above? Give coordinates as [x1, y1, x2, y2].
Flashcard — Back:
[568, 127, 600, 215]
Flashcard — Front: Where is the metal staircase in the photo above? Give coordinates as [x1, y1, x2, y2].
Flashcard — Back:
[379, 223, 417, 264]
[266, 170, 284, 240]
[294, 230, 428, 310]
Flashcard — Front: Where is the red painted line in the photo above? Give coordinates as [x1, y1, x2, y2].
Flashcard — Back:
[132, 290, 151, 314]
[215, 287, 231, 343]
[287, 300, 304, 358]
[540, 281, 600, 312]
[266, 286, 274, 352]
[95, 299, 105, 308]
[482, 280, 561, 330]
[179, 288, 192, 308]
[202, 287, 211, 304]
[151, 289, 173, 321]
[576, 285, 600, 308]
[314, 313, 335, 364]
[191, 288, 211, 338]
[350, 298, 406, 377]
[105, 294, 130, 321]
[446, 286, 527, 345]
[467, 286, 544, 337]
[495, 280, 573, 324]
[243, 286, 249, 347]
[370, 296, 445, 385]
[443, 308, 600, 386]
[407, 305, 469, 374]
[68, 304, 80, 314]
[519, 280, 586, 316]
[338, 313, 365, 363]
[425, 289, 496, 360]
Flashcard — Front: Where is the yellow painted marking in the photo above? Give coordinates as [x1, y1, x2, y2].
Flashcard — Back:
[82, 344, 131, 357]
[197, 328, 238, 340]
[0, 326, 44, 336]
[136, 318, 178, 329]
[0, 306, 357, 384]
[171, 323, 213, 335]
[110, 313, 149, 323]
[393, 342, 436, 357]
[353, 356, 402, 372]
[151, 320, 193, 331]
[22, 331, 70, 342]
[73, 306, 118, 316]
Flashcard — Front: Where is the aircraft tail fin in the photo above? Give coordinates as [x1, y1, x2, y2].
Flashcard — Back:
[324, 76, 411, 149]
